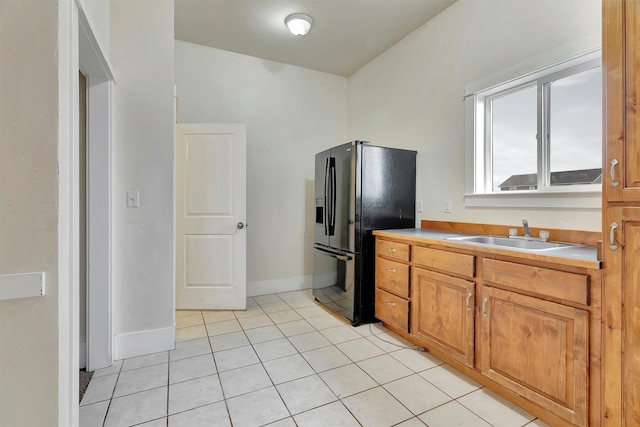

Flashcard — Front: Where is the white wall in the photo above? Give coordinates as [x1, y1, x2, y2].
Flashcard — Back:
[0, 2, 60, 425]
[348, 0, 602, 231]
[78, 0, 109, 53]
[110, 0, 175, 358]
[175, 40, 348, 294]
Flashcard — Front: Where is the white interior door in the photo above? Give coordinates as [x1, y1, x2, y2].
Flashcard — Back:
[176, 123, 247, 310]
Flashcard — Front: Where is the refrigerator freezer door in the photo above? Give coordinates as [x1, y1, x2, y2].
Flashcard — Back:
[312, 244, 358, 324]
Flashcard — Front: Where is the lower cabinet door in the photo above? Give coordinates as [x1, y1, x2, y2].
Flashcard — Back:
[411, 268, 475, 367]
[603, 207, 640, 426]
[480, 286, 589, 426]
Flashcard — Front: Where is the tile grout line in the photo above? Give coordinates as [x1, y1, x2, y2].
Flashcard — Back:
[269, 295, 469, 426]
[165, 342, 170, 427]
[262, 293, 356, 425]
[100, 359, 123, 427]
[253, 295, 410, 425]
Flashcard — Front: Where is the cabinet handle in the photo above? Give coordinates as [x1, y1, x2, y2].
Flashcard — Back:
[386, 248, 397, 253]
[385, 300, 396, 307]
[385, 268, 396, 273]
[466, 292, 473, 311]
[610, 222, 619, 250]
[482, 297, 489, 317]
[610, 159, 619, 187]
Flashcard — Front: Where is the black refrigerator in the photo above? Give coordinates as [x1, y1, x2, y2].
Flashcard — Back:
[312, 141, 416, 326]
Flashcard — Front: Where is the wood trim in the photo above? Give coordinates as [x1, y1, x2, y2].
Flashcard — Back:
[374, 229, 601, 270]
[420, 220, 602, 246]
[624, 0, 640, 200]
[603, 0, 625, 203]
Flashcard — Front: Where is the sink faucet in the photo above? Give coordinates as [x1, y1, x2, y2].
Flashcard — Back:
[522, 219, 531, 238]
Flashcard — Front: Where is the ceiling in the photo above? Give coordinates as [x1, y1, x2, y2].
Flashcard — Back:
[174, 0, 458, 77]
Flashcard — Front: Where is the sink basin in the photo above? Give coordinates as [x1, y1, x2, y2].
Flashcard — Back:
[445, 235, 581, 251]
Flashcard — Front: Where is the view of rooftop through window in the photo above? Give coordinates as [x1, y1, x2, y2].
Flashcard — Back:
[489, 65, 602, 192]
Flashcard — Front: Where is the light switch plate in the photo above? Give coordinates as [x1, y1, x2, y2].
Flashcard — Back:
[416, 200, 423, 213]
[444, 199, 452, 213]
[127, 190, 140, 208]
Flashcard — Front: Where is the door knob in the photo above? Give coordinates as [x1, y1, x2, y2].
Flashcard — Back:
[237, 222, 245, 230]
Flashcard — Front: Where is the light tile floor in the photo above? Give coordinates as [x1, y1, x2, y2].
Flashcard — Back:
[80, 289, 551, 427]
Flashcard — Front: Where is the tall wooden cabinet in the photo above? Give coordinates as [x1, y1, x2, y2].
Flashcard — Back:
[603, 0, 640, 425]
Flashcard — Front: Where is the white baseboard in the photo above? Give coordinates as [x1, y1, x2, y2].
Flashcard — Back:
[114, 326, 175, 360]
[247, 275, 312, 297]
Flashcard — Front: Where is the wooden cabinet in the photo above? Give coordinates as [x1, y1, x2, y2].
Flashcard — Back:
[375, 239, 411, 333]
[603, 1, 640, 424]
[480, 286, 589, 426]
[604, 0, 640, 203]
[411, 267, 475, 367]
[410, 247, 475, 367]
[374, 228, 601, 426]
[602, 207, 640, 426]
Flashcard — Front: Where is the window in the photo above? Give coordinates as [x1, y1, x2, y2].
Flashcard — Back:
[472, 54, 602, 195]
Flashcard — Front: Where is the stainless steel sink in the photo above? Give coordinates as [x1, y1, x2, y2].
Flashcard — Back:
[445, 235, 582, 251]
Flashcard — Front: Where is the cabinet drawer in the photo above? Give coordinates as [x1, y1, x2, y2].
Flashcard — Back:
[483, 259, 589, 305]
[375, 289, 409, 333]
[413, 246, 475, 278]
[376, 239, 410, 262]
[376, 258, 410, 298]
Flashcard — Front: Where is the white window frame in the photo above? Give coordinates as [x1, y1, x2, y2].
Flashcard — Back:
[463, 50, 602, 209]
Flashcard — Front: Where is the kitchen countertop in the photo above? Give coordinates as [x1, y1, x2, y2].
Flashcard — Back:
[373, 228, 601, 270]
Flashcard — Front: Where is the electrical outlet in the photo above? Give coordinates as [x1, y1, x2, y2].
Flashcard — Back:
[416, 200, 423, 213]
[444, 199, 452, 213]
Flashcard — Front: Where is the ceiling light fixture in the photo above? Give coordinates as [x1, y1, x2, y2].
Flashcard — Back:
[285, 13, 313, 36]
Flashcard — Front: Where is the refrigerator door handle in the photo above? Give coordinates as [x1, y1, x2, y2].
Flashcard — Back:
[313, 244, 353, 261]
[324, 158, 330, 236]
[329, 157, 336, 235]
